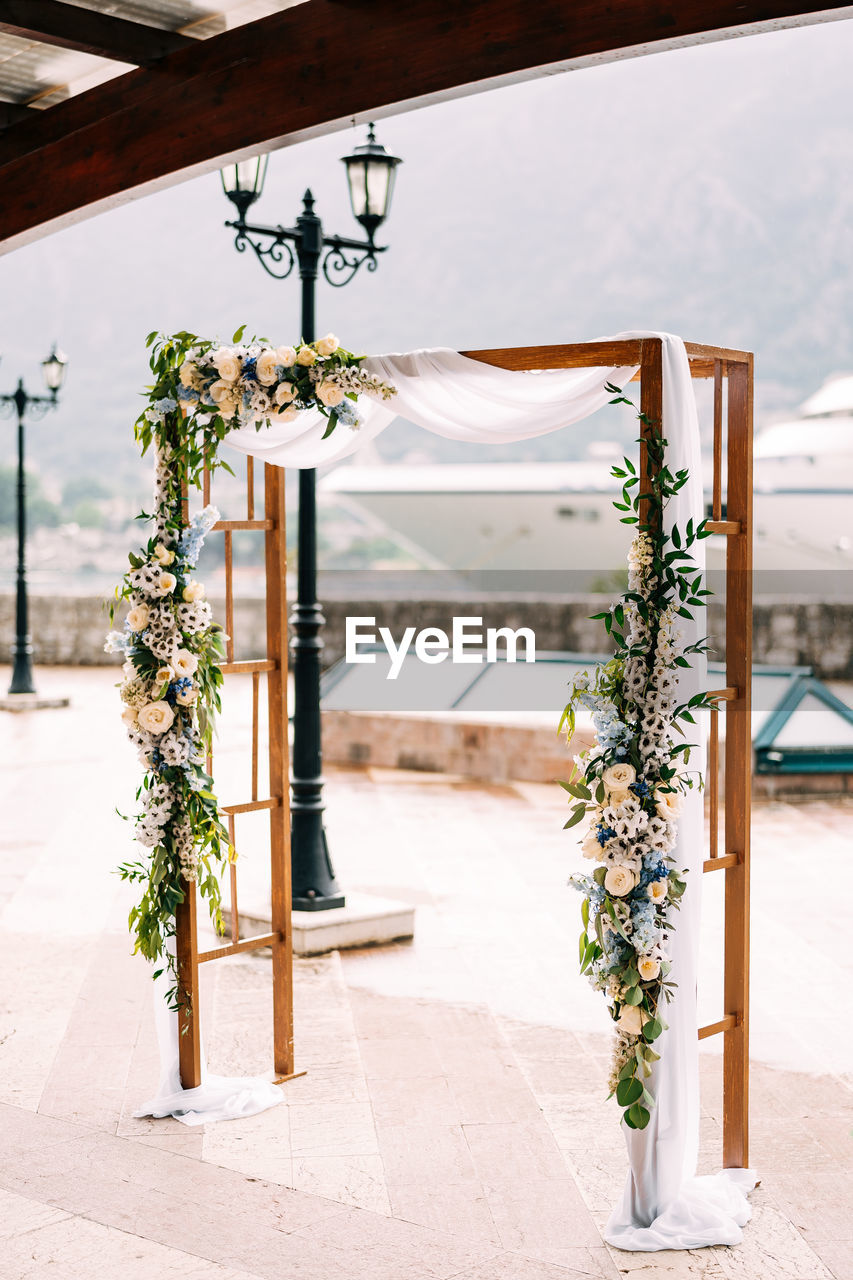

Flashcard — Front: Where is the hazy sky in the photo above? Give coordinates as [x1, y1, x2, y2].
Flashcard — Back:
[2, 18, 853, 487]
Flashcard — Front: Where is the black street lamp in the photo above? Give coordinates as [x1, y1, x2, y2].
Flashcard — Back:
[0, 347, 67, 698]
[221, 124, 401, 911]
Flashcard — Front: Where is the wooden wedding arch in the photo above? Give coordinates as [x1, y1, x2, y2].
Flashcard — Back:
[178, 335, 753, 1168]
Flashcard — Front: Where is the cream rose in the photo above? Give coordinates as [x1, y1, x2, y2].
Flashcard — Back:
[157, 571, 177, 595]
[273, 405, 299, 423]
[581, 832, 602, 860]
[180, 360, 202, 390]
[607, 789, 630, 809]
[153, 542, 174, 567]
[315, 333, 339, 357]
[604, 865, 638, 898]
[275, 345, 296, 367]
[208, 379, 240, 415]
[211, 347, 241, 383]
[655, 788, 684, 821]
[617, 1005, 650, 1036]
[274, 382, 296, 405]
[296, 346, 316, 366]
[255, 349, 279, 386]
[602, 763, 636, 792]
[638, 955, 661, 982]
[121, 706, 138, 728]
[173, 649, 198, 677]
[137, 700, 175, 735]
[123, 659, 137, 680]
[126, 604, 150, 633]
[175, 685, 197, 707]
[648, 879, 668, 903]
[316, 380, 345, 408]
[182, 581, 205, 603]
[155, 665, 174, 685]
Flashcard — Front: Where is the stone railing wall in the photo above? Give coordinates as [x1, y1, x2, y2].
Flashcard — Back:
[2, 593, 853, 679]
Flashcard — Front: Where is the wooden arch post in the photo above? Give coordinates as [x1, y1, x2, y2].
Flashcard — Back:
[174, 458, 301, 1089]
[463, 338, 753, 1167]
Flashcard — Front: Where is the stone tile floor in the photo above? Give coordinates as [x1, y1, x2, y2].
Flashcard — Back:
[1, 667, 851, 1279]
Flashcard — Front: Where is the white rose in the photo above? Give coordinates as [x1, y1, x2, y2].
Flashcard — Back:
[638, 955, 661, 982]
[296, 346, 316, 366]
[274, 382, 296, 405]
[211, 347, 241, 383]
[315, 333, 339, 357]
[121, 706, 138, 728]
[617, 1005, 650, 1036]
[137, 700, 175, 735]
[123, 659, 137, 680]
[175, 685, 197, 706]
[208, 379, 239, 415]
[602, 763, 636, 792]
[648, 879, 668, 903]
[316, 380, 345, 408]
[182, 582, 205, 603]
[126, 604, 150, 633]
[153, 542, 174, 567]
[275, 345, 296, 367]
[255, 349, 279, 386]
[604, 865, 638, 898]
[155, 665, 174, 685]
[655, 789, 684, 821]
[173, 649, 198, 677]
[157, 571, 177, 595]
[273, 405, 299, 423]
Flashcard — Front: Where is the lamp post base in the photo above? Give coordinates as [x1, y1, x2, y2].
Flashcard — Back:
[290, 812, 345, 911]
[0, 692, 70, 712]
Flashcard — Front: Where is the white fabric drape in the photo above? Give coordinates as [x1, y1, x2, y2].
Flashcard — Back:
[140, 333, 755, 1252]
[134, 948, 283, 1127]
[222, 345, 646, 467]
[601, 334, 756, 1249]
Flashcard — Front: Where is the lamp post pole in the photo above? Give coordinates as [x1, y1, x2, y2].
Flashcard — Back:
[290, 192, 344, 909]
[221, 129, 401, 909]
[1, 350, 67, 700]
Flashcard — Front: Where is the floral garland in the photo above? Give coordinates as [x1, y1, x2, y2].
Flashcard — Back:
[106, 329, 396, 1006]
[562, 384, 712, 1132]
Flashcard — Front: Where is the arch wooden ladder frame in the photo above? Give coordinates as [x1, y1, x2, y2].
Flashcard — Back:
[174, 457, 302, 1089]
[464, 338, 753, 1167]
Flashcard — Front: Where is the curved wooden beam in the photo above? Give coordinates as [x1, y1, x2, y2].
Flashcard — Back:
[1, 0, 851, 252]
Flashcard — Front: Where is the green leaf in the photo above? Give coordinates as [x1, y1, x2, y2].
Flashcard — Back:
[560, 781, 591, 801]
[623, 985, 644, 1006]
[616, 1077, 643, 1107]
[563, 803, 587, 829]
[231, 324, 247, 344]
[627, 1102, 650, 1130]
[643, 1018, 664, 1042]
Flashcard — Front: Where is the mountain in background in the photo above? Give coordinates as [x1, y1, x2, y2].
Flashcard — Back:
[1, 19, 852, 487]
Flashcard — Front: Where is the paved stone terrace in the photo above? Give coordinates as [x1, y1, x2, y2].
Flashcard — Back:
[1, 668, 851, 1280]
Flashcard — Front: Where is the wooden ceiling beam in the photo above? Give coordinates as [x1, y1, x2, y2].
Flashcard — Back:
[1, 0, 851, 252]
[0, 0, 193, 64]
[0, 101, 34, 129]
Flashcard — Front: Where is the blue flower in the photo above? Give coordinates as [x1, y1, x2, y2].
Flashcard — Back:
[176, 384, 199, 403]
[242, 356, 258, 383]
[596, 824, 617, 845]
[630, 780, 651, 798]
[154, 397, 178, 413]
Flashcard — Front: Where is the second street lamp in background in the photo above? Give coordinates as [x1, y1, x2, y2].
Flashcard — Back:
[0, 346, 69, 711]
[221, 124, 402, 911]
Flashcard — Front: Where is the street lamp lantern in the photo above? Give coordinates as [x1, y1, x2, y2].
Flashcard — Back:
[42, 345, 68, 396]
[341, 123, 402, 242]
[220, 122, 401, 911]
[220, 154, 269, 221]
